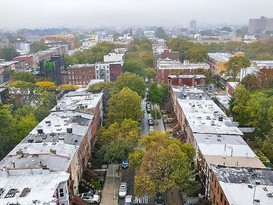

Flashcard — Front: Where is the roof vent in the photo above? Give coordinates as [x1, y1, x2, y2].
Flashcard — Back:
[248, 184, 254, 188]
[263, 187, 268, 191]
[67, 128, 73, 133]
[37, 129, 43, 134]
[50, 149, 56, 155]
[267, 193, 273, 197]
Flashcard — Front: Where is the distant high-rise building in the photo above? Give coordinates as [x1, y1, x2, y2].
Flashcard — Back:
[248, 16, 273, 34]
[189, 19, 197, 30]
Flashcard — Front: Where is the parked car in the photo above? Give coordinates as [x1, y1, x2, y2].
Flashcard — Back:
[121, 157, 129, 169]
[149, 125, 154, 132]
[118, 182, 128, 198]
[148, 117, 154, 126]
[155, 192, 165, 205]
[80, 192, 101, 204]
[124, 195, 133, 205]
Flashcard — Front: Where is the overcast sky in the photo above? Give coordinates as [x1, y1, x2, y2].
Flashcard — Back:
[1, 0, 273, 29]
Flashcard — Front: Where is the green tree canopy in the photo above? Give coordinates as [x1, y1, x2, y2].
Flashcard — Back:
[226, 56, 251, 81]
[131, 132, 195, 195]
[29, 41, 48, 53]
[124, 59, 146, 77]
[145, 67, 157, 81]
[107, 87, 142, 124]
[0, 47, 19, 61]
[115, 72, 146, 98]
[185, 44, 208, 62]
[155, 27, 169, 39]
[11, 72, 36, 83]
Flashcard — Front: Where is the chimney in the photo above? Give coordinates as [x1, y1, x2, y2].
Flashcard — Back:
[16, 150, 24, 158]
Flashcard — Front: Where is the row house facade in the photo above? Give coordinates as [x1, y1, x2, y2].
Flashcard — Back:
[157, 58, 210, 84]
[168, 74, 206, 89]
[169, 85, 266, 202]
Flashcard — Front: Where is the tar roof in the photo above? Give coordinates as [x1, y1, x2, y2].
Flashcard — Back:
[212, 165, 273, 205]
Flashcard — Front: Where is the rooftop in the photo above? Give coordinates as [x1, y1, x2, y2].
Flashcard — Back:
[0, 142, 77, 171]
[212, 165, 273, 205]
[215, 95, 231, 110]
[67, 64, 95, 69]
[157, 58, 210, 70]
[194, 134, 256, 157]
[172, 86, 243, 135]
[208, 53, 233, 62]
[0, 169, 69, 205]
[168, 74, 206, 79]
[252, 60, 273, 68]
[52, 91, 103, 112]
[21, 111, 93, 146]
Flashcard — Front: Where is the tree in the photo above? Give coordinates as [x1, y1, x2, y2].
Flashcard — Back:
[240, 74, 260, 91]
[226, 56, 251, 81]
[11, 72, 36, 83]
[36, 81, 56, 91]
[131, 132, 195, 195]
[0, 47, 19, 61]
[185, 44, 208, 62]
[155, 27, 169, 39]
[0, 104, 17, 159]
[147, 83, 163, 105]
[29, 41, 48, 53]
[115, 72, 146, 98]
[124, 59, 146, 77]
[63, 54, 78, 68]
[145, 67, 157, 81]
[139, 51, 155, 68]
[56, 84, 80, 91]
[98, 139, 135, 163]
[99, 119, 140, 145]
[107, 87, 142, 124]
[230, 84, 251, 125]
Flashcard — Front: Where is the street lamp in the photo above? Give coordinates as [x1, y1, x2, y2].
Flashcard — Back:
[113, 164, 120, 200]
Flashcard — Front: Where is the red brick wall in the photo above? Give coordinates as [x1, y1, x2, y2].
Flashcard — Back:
[68, 66, 95, 85]
[161, 50, 180, 61]
[109, 63, 123, 81]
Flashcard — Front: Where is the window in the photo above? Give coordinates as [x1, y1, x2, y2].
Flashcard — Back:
[212, 195, 215, 204]
[60, 188, 64, 197]
[220, 193, 223, 202]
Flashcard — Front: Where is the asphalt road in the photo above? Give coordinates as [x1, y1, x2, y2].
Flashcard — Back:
[118, 98, 154, 205]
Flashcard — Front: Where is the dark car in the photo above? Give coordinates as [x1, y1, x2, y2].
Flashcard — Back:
[155, 192, 165, 205]
[121, 157, 129, 169]
[148, 117, 154, 126]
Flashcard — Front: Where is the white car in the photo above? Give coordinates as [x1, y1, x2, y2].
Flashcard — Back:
[124, 195, 132, 205]
[118, 182, 128, 198]
[80, 192, 101, 204]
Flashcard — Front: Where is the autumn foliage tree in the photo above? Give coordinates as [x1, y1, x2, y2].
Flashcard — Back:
[130, 132, 195, 196]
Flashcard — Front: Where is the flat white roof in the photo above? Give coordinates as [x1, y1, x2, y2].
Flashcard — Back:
[29, 111, 93, 136]
[52, 91, 103, 112]
[173, 86, 243, 135]
[168, 74, 206, 79]
[194, 134, 256, 158]
[252, 60, 273, 67]
[0, 169, 69, 205]
[157, 58, 210, 70]
[208, 53, 232, 62]
[0, 142, 77, 171]
[220, 182, 273, 205]
[215, 95, 231, 110]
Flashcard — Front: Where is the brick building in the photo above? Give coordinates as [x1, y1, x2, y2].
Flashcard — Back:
[160, 49, 180, 61]
[210, 165, 273, 205]
[168, 74, 206, 89]
[67, 64, 96, 86]
[157, 58, 209, 84]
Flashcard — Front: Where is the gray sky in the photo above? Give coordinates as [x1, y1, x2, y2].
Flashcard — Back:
[1, 0, 273, 29]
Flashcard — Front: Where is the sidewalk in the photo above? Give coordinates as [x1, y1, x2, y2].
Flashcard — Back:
[100, 164, 120, 205]
[154, 105, 165, 132]
[166, 190, 184, 205]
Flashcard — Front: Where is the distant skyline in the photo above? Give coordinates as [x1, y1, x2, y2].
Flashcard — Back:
[1, 0, 273, 29]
